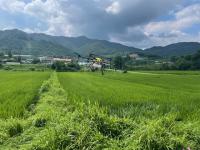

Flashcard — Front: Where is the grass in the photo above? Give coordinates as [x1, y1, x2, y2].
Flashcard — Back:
[58, 71, 200, 120]
[1, 71, 200, 149]
[0, 71, 50, 118]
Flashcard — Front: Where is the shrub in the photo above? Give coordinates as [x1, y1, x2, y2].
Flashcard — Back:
[51, 61, 80, 72]
[123, 70, 128, 73]
[4, 66, 12, 70]
[29, 67, 36, 71]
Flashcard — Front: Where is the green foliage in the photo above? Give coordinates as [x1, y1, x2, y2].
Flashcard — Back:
[51, 61, 80, 72]
[124, 115, 200, 149]
[127, 50, 200, 71]
[171, 50, 200, 70]
[34, 118, 47, 128]
[145, 42, 200, 57]
[32, 58, 40, 64]
[0, 71, 50, 118]
[1, 64, 50, 71]
[8, 123, 23, 137]
[51, 61, 66, 71]
[0, 52, 4, 57]
[0, 71, 200, 149]
[58, 72, 200, 118]
[8, 50, 12, 58]
[0, 29, 140, 56]
[113, 56, 125, 70]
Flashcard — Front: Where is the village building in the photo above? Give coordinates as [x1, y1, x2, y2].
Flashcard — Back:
[52, 58, 72, 64]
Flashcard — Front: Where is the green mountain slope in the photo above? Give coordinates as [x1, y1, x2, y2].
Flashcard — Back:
[0, 29, 141, 56]
[144, 42, 200, 57]
[1, 29, 199, 57]
[0, 29, 73, 56]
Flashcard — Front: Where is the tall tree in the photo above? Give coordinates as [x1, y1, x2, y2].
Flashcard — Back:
[8, 51, 12, 58]
[113, 56, 125, 70]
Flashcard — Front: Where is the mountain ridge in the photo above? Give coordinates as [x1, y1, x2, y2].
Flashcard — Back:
[145, 42, 200, 57]
[0, 29, 141, 56]
[0, 29, 200, 57]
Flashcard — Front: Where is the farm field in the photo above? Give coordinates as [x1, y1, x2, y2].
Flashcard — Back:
[58, 71, 200, 120]
[1, 71, 200, 149]
[0, 71, 50, 118]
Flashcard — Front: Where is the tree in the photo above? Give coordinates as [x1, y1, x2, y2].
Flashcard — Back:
[16, 56, 22, 63]
[192, 50, 200, 61]
[0, 52, 4, 58]
[32, 58, 40, 64]
[176, 59, 192, 70]
[113, 56, 125, 70]
[8, 51, 12, 58]
[191, 50, 200, 69]
[170, 56, 178, 63]
[51, 61, 81, 72]
[51, 61, 66, 71]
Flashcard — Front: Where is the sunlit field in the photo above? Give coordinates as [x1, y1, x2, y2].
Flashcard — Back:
[0, 71, 50, 118]
[1, 71, 200, 149]
[58, 71, 200, 120]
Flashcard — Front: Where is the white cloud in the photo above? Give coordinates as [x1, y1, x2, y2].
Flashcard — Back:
[0, 0, 25, 13]
[0, 0, 199, 48]
[106, 1, 121, 14]
[23, 0, 75, 36]
[145, 4, 200, 34]
[138, 3, 200, 48]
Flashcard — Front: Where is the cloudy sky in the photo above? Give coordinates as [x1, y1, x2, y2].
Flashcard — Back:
[0, 0, 200, 48]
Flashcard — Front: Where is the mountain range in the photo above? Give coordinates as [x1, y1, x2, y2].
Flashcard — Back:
[0, 29, 200, 57]
[145, 42, 200, 57]
[0, 29, 140, 56]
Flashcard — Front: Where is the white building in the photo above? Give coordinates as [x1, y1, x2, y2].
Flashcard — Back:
[53, 58, 72, 64]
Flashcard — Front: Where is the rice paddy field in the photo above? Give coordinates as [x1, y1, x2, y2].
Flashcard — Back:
[0, 71, 50, 118]
[58, 72, 200, 120]
[1, 70, 200, 149]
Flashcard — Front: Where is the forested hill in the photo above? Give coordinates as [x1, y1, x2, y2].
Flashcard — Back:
[0, 29, 141, 56]
[0, 29, 199, 57]
[144, 42, 200, 57]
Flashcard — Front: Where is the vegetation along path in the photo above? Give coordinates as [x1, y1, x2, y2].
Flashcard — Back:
[0, 72, 200, 149]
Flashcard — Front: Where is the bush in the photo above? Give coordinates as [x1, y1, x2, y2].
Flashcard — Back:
[51, 61, 80, 72]
[123, 70, 128, 73]
[4, 66, 12, 70]
[51, 61, 66, 71]
[29, 67, 36, 71]
[32, 58, 40, 64]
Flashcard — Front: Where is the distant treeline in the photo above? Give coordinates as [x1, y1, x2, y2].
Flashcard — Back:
[112, 50, 200, 71]
[169, 50, 200, 70]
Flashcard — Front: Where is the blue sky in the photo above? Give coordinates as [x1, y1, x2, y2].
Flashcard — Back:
[0, 0, 199, 48]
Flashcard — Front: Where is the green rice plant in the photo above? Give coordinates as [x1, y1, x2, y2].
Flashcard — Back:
[8, 123, 23, 137]
[1, 71, 200, 149]
[58, 71, 200, 120]
[0, 71, 50, 118]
